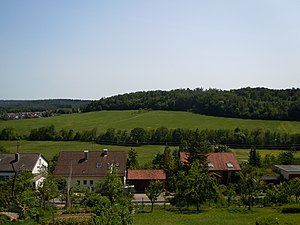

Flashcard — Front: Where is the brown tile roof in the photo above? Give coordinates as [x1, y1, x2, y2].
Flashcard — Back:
[53, 150, 127, 177]
[0, 153, 42, 172]
[207, 152, 241, 171]
[127, 169, 166, 180]
[179, 151, 240, 171]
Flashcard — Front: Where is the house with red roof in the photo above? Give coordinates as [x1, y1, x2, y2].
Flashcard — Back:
[179, 151, 241, 184]
[127, 169, 166, 193]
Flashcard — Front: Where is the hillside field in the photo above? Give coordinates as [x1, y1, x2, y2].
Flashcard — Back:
[1, 110, 300, 136]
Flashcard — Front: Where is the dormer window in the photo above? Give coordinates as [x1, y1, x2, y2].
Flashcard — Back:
[115, 162, 119, 167]
[226, 162, 233, 168]
[207, 162, 214, 168]
[96, 162, 102, 168]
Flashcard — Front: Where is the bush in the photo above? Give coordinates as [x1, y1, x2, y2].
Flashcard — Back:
[256, 216, 279, 225]
[281, 206, 300, 213]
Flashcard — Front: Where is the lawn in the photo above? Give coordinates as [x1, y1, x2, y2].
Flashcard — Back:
[133, 206, 300, 225]
[1, 140, 300, 166]
[1, 110, 300, 136]
[0, 140, 165, 165]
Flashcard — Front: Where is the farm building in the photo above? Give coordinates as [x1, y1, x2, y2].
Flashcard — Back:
[275, 165, 300, 180]
[127, 169, 166, 193]
[0, 153, 48, 188]
[53, 149, 127, 190]
[179, 151, 241, 184]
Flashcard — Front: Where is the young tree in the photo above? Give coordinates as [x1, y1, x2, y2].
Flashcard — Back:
[237, 166, 263, 210]
[145, 180, 163, 212]
[37, 174, 60, 210]
[289, 178, 300, 203]
[127, 148, 139, 169]
[96, 167, 123, 203]
[249, 147, 261, 167]
[185, 164, 217, 211]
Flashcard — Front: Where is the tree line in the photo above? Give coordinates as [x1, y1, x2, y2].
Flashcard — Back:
[0, 99, 91, 120]
[81, 87, 300, 121]
[1, 125, 300, 149]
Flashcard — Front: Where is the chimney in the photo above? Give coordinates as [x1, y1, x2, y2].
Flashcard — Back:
[102, 149, 108, 157]
[84, 150, 88, 161]
[15, 153, 19, 162]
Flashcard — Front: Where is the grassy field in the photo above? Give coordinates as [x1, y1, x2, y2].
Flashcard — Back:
[1, 140, 300, 165]
[133, 206, 300, 225]
[1, 110, 300, 136]
[0, 140, 165, 164]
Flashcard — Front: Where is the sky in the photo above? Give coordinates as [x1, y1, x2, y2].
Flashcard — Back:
[1, 0, 300, 100]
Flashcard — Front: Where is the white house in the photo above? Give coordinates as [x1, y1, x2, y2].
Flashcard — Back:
[0, 153, 48, 188]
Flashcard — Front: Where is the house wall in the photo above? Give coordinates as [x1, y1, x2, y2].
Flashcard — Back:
[58, 175, 126, 191]
[128, 179, 166, 193]
[0, 172, 14, 181]
[289, 173, 300, 179]
[32, 156, 48, 174]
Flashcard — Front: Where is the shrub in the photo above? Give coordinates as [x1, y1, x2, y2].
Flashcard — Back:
[256, 216, 279, 225]
[281, 206, 300, 213]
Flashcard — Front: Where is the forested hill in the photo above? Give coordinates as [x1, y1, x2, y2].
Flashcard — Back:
[82, 87, 300, 121]
[0, 99, 91, 113]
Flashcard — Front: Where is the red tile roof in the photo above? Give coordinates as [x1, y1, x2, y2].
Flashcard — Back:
[179, 151, 240, 171]
[207, 152, 240, 171]
[127, 169, 166, 180]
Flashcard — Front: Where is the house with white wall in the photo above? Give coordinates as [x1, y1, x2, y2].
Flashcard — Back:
[0, 153, 48, 188]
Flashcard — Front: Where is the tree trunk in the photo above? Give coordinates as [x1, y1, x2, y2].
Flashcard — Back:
[248, 195, 251, 210]
[151, 201, 154, 212]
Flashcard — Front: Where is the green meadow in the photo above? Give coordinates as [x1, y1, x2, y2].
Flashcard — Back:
[0, 140, 165, 164]
[1, 110, 300, 136]
[1, 140, 300, 165]
[133, 206, 300, 225]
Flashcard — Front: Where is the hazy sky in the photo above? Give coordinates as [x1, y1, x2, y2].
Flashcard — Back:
[1, 0, 300, 100]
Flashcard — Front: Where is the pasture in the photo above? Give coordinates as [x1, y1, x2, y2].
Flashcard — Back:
[1, 140, 300, 165]
[133, 206, 300, 225]
[1, 110, 300, 136]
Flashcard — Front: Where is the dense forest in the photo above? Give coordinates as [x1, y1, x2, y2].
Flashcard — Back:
[82, 87, 300, 121]
[0, 99, 91, 113]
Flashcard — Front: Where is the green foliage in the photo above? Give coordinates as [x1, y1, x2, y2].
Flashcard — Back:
[95, 167, 124, 203]
[237, 166, 263, 209]
[256, 216, 280, 225]
[0, 145, 9, 153]
[145, 180, 163, 212]
[127, 148, 139, 169]
[249, 147, 261, 167]
[82, 87, 300, 121]
[281, 206, 300, 214]
[277, 149, 294, 165]
[171, 165, 218, 211]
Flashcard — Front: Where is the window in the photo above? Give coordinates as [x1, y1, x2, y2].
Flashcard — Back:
[115, 162, 119, 167]
[77, 180, 80, 185]
[226, 162, 234, 168]
[96, 162, 102, 168]
[0, 175, 10, 181]
[207, 162, 214, 168]
[90, 180, 94, 186]
[83, 180, 87, 185]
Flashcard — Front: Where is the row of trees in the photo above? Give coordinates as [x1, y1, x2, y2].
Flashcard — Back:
[0, 99, 90, 114]
[82, 87, 300, 121]
[1, 125, 299, 149]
